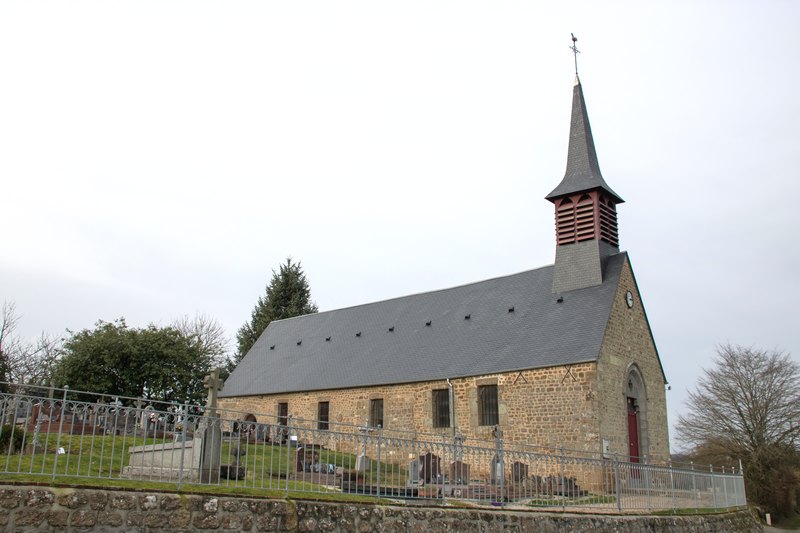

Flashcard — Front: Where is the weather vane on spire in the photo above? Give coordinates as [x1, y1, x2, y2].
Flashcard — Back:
[570, 33, 580, 76]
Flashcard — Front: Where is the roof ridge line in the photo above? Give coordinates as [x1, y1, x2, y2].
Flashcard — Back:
[271, 262, 557, 323]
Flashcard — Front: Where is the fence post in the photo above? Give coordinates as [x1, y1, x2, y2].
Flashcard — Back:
[614, 453, 621, 512]
[722, 466, 729, 508]
[669, 460, 675, 514]
[560, 447, 566, 512]
[177, 400, 189, 491]
[441, 432, 448, 503]
[710, 464, 717, 510]
[51, 386, 69, 481]
[738, 458, 745, 506]
[376, 426, 382, 498]
[285, 415, 293, 497]
[643, 455, 652, 511]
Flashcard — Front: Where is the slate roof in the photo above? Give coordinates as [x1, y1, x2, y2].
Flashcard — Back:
[546, 76, 624, 204]
[221, 252, 627, 398]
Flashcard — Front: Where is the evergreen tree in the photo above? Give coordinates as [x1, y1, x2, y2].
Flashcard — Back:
[235, 258, 318, 362]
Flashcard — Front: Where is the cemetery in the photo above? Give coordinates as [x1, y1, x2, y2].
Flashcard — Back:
[0, 376, 746, 513]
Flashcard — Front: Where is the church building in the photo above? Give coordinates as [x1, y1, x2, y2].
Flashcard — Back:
[220, 75, 670, 464]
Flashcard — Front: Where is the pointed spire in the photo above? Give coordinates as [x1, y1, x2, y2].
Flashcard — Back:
[546, 78, 624, 204]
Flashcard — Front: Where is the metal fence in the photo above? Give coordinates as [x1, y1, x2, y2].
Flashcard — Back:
[0, 385, 746, 512]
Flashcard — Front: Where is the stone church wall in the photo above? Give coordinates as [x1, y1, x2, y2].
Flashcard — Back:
[219, 362, 599, 455]
[596, 257, 671, 463]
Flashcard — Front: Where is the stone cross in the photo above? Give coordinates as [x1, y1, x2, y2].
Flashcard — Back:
[134, 399, 145, 430]
[203, 368, 224, 417]
[200, 368, 224, 483]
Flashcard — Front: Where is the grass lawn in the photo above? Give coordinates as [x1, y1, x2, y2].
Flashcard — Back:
[0, 432, 407, 500]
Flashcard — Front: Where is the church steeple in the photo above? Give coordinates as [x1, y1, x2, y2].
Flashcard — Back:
[548, 66, 624, 293]
[546, 76, 623, 205]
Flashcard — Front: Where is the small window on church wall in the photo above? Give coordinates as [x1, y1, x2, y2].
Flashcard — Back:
[432, 389, 450, 428]
[278, 402, 288, 425]
[369, 399, 384, 428]
[317, 401, 330, 430]
[478, 385, 499, 426]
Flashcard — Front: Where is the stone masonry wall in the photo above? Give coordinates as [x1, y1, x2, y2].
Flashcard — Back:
[0, 485, 761, 532]
[218, 363, 599, 454]
[596, 256, 671, 462]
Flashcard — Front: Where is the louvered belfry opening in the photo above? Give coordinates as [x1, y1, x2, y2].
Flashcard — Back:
[598, 194, 619, 247]
[555, 190, 618, 247]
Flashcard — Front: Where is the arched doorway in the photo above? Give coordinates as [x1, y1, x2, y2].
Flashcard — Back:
[624, 364, 648, 463]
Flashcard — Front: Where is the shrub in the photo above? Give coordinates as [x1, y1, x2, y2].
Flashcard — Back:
[0, 424, 25, 453]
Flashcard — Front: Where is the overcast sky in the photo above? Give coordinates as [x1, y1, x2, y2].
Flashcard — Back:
[1, 1, 798, 450]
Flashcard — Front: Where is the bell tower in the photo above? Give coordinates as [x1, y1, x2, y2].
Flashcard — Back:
[547, 67, 624, 293]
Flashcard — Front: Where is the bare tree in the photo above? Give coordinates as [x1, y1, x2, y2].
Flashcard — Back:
[0, 302, 62, 388]
[6, 332, 62, 386]
[678, 344, 800, 453]
[0, 302, 20, 389]
[677, 344, 800, 516]
[172, 313, 231, 369]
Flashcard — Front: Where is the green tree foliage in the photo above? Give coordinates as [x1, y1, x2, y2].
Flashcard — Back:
[55, 319, 217, 403]
[236, 258, 318, 362]
[677, 344, 800, 518]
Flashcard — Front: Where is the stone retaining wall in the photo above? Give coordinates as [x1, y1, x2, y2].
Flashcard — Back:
[0, 485, 760, 532]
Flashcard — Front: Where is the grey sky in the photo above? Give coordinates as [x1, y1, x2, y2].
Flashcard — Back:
[1, 1, 798, 450]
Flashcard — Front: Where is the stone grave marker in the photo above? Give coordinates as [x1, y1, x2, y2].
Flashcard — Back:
[199, 368, 224, 483]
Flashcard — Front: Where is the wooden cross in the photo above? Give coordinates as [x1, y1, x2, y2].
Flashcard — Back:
[203, 368, 224, 416]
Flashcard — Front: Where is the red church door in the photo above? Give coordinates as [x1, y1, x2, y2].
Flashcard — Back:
[627, 397, 640, 463]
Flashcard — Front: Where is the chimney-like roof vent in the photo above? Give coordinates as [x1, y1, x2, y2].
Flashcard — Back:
[270, 345, 275, 350]
[356, 332, 361, 337]
[325, 336, 331, 342]
[296, 340, 302, 346]
[508, 307, 515, 313]
[464, 314, 471, 320]
[388, 326, 395, 332]
[425, 321, 432, 327]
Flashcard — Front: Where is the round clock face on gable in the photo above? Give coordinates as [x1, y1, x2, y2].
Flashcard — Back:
[625, 291, 634, 308]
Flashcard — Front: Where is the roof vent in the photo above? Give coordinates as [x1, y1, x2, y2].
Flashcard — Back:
[325, 336, 331, 342]
[464, 314, 471, 320]
[296, 340, 302, 346]
[388, 326, 394, 332]
[356, 332, 361, 337]
[557, 296, 564, 303]
[508, 307, 515, 313]
[425, 321, 432, 327]
[270, 345, 275, 350]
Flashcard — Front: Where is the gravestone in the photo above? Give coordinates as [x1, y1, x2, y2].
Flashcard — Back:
[134, 399, 146, 433]
[512, 461, 528, 482]
[419, 452, 441, 483]
[449, 460, 471, 484]
[407, 459, 420, 485]
[199, 368, 224, 483]
[124, 437, 202, 482]
[490, 453, 504, 485]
